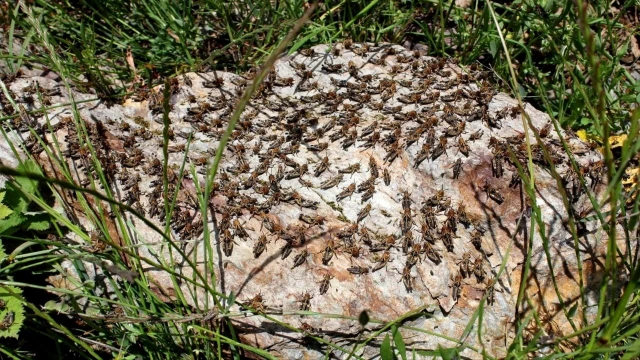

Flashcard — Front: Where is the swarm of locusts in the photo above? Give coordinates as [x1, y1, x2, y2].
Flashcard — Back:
[6, 41, 603, 317]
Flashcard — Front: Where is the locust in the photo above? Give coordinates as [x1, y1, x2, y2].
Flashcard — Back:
[400, 266, 414, 292]
[371, 251, 391, 272]
[451, 273, 463, 301]
[357, 203, 372, 222]
[422, 241, 441, 264]
[483, 183, 504, 204]
[320, 174, 344, 190]
[339, 163, 361, 174]
[253, 235, 269, 258]
[383, 168, 391, 186]
[291, 249, 309, 269]
[347, 266, 369, 275]
[319, 274, 333, 295]
[336, 183, 356, 201]
[452, 158, 462, 179]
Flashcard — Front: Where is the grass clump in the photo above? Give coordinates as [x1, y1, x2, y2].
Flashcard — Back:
[0, 0, 639, 358]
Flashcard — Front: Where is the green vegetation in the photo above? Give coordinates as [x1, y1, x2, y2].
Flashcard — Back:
[4, 0, 638, 133]
[0, 0, 639, 358]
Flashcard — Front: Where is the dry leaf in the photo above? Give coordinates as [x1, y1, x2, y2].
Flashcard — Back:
[630, 35, 640, 58]
[609, 134, 627, 149]
[125, 46, 137, 73]
[125, 45, 144, 89]
[623, 168, 639, 187]
[166, 29, 180, 42]
[576, 129, 588, 141]
[623, 168, 639, 202]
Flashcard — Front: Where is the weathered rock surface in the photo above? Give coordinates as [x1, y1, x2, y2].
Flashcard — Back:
[2, 43, 609, 358]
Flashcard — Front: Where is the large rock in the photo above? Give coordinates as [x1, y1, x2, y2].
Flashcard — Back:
[2, 43, 608, 358]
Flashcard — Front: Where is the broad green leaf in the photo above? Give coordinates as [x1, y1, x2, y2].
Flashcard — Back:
[0, 212, 27, 235]
[580, 117, 593, 126]
[3, 182, 30, 217]
[616, 42, 628, 58]
[43, 300, 71, 313]
[14, 159, 41, 199]
[227, 291, 236, 311]
[518, 84, 526, 98]
[489, 39, 497, 58]
[0, 286, 25, 339]
[25, 217, 51, 232]
[2, 159, 41, 216]
[380, 333, 393, 360]
[0, 205, 12, 220]
[0, 192, 12, 220]
[392, 324, 407, 360]
[0, 240, 6, 263]
[421, 345, 461, 360]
